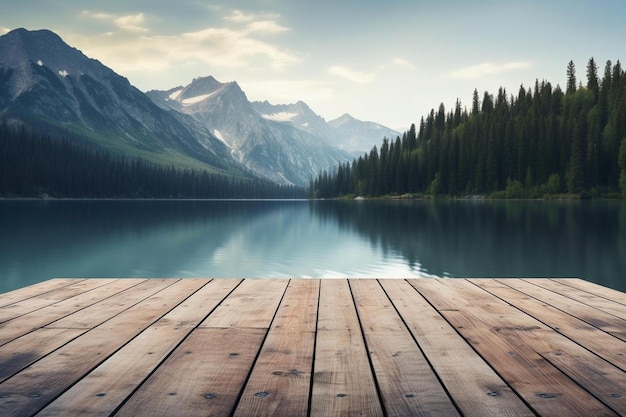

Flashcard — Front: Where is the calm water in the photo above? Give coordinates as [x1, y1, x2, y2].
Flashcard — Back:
[1, 199, 625, 293]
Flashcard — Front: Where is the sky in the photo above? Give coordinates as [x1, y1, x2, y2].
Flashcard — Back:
[1, 0, 624, 130]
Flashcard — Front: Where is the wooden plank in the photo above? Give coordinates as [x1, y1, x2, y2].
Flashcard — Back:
[310, 279, 384, 417]
[381, 279, 535, 417]
[116, 279, 285, 417]
[350, 279, 461, 417]
[523, 278, 626, 321]
[554, 278, 626, 306]
[0, 328, 86, 383]
[0, 279, 146, 347]
[45, 278, 175, 329]
[410, 279, 620, 417]
[486, 279, 626, 357]
[471, 279, 626, 413]
[200, 279, 289, 328]
[0, 279, 207, 417]
[114, 328, 267, 417]
[233, 279, 319, 417]
[0, 279, 116, 324]
[539, 349, 626, 415]
[0, 278, 84, 307]
[37, 279, 241, 417]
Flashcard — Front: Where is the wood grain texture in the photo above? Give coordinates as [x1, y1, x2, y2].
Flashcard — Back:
[0, 278, 146, 346]
[553, 278, 626, 306]
[474, 279, 626, 369]
[233, 279, 319, 417]
[523, 278, 626, 321]
[383, 279, 535, 417]
[200, 279, 288, 329]
[116, 278, 283, 417]
[351, 279, 461, 417]
[411, 279, 619, 417]
[0, 279, 206, 417]
[0, 328, 86, 383]
[310, 279, 384, 417]
[0, 278, 624, 417]
[0, 278, 84, 308]
[0, 279, 109, 323]
[37, 279, 241, 417]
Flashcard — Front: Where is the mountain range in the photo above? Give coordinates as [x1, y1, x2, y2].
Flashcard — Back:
[0, 28, 400, 186]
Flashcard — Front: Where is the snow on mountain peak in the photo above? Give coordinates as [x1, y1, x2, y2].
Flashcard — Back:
[261, 111, 298, 122]
[168, 89, 183, 100]
[181, 91, 220, 106]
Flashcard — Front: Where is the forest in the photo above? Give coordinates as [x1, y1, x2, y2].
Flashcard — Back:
[0, 122, 304, 199]
[310, 58, 626, 199]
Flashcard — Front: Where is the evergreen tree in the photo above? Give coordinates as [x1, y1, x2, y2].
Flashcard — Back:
[586, 57, 600, 100]
[567, 60, 577, 95]
[471, 89, 480, 115]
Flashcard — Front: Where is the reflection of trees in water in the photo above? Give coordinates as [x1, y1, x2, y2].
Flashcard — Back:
[2, 200, 286, 244]
[0, 200, 291, 288]
[310, 200, 626, 291]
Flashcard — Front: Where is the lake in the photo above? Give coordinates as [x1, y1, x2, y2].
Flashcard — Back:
[1, 199, 625, 294]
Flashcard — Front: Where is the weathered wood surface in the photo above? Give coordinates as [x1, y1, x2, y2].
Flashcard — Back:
[0, 278, 624, 416]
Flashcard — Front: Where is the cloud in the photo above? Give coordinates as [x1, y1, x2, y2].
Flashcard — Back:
[223, 10, 280, 23]
[0, 27, 10, 35]
[222, 10, 288, 35]
[114, 13, 148, 33]
[450, 61, 531, 79]
[392, 58, 416, 71]
[82, 10, 148, 33]
[67, 9, 300, 76]
[246, 20, 289, 34]
[243, 79, 335, 104]
[328, 66, 376, 83]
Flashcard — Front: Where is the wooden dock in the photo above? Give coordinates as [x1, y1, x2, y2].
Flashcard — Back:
[0, 278, 624, 416]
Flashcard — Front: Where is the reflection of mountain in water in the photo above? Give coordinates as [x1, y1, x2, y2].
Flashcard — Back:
[0, 200, 291, 289]
[310, 200, 626, 291]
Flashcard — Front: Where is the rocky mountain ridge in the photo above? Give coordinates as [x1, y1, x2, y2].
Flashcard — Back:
[0, 28, 399, 186]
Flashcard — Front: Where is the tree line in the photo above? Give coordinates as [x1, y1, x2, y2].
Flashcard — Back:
[0, 122, 304, 199]
[310, 58, 626, 199]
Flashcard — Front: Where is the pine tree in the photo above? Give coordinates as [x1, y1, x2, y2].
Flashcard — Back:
[471, 89, 480, 115]
[586, 57, 599, 100]
[567, 60, 577, 95]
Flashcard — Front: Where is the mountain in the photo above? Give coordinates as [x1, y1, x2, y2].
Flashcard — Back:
[328, 113, 401, 156]
[252, 101, 401, 157]
[0, 28, 238, 174]
[0, 28, 398, 189]
[251, 100, 335, 142]
[148, 76, 351, 185]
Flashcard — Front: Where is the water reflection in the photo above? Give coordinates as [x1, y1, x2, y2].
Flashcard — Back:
[310, 200, 626, 292]
[0, 200, 422, 293]
[1, 199, 625, 293]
